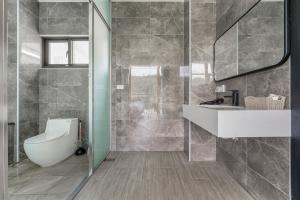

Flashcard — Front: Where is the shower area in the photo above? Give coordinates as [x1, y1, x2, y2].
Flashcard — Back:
[6, 0, 111, 199]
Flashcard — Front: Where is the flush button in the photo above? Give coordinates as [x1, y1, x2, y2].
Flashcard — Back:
[116, 85, 125, 90]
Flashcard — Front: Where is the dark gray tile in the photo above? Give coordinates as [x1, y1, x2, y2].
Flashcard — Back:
[191, 22, 216, 49]
[247, 139, 290, 194]
[112, 18, 150, 35]
[247, 168, 289, 200]
[246, 63, 290, 108]
[112, 2, 150, 18]
[150, 35, 184, 66]
[39, 2, 89, 35]
[191, 3, 215, 23]
[216, 146, 247, 188]
[150, 17, 184, 35]
[150, 2, 184, 18]
[217, 138, 247, 163]
[47, 17, 88, 35]
[47, 2, 88, 18]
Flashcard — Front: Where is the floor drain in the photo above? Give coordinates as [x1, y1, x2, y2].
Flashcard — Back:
[104, 158, 116, 162]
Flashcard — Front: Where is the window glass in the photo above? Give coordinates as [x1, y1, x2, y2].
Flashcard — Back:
[48, 41, 68, 65]
[73, 40, 89, 64]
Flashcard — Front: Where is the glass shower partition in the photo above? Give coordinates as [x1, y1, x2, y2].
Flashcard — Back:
[93, 0, 110, 25]
[89, 1, 111, 170]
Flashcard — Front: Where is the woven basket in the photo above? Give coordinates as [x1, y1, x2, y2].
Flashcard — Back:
[245, 95, 285, 110]
[245, 96, 267, 110]
[266, 94, 286, 110]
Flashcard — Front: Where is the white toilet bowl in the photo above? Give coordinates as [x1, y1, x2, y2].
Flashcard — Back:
[24, 118, 78, 167]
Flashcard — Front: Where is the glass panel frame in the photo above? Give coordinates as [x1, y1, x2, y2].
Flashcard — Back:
[0, 0, 8, 198]
[93, 0, 111, 26]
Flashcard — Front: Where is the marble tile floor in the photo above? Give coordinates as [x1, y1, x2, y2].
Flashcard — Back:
[8, 155, 89, 200]
[76, 152, 254, 200]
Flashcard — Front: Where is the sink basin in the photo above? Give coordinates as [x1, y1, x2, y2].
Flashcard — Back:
[199, 105, 243, 110]
[183, 104, 291, 138]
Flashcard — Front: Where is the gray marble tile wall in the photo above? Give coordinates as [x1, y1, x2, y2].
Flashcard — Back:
[216, 0, 258, 37]
[38, 2, 89, 148]
[216, 0, 291, 199]
[217, 136, 290, 200]
[19, 0, 41, 160]
[111, 2, 185, 151]
[238, 2, 285, 74]
[216, 64, 291, 200]
[38, 68, 89, 148]
[7, 0, 18, 164]
[214, 24, 238, 80]
[39, 2, 89, 35]
[189, 0, 217, 161]
[190, 123, 216, 161]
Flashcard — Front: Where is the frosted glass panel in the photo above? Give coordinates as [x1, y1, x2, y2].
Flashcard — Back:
[94, 0, 110, 25]
[92, 8, 110, 168]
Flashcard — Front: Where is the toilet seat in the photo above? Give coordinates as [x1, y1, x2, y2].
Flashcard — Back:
[24, 133, 64, 144]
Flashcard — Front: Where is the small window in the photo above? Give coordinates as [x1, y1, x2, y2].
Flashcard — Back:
[73, 40, 89, 64]
[44, 38, 89, 67]
[47, 41, 69, 65]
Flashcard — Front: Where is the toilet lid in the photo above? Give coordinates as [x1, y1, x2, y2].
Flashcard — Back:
[24, 134, 48, 144]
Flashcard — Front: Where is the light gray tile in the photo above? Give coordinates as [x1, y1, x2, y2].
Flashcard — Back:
[77, 152, 254, 200]
[205, 166, 254, 200]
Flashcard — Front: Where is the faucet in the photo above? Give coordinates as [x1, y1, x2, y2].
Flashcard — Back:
[224, 90, 239, 106]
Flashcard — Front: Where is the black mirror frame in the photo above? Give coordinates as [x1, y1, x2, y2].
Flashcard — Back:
[213, 0, 291, 82]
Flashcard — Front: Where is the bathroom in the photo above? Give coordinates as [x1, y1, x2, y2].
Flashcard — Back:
[0, 0, 299, 199]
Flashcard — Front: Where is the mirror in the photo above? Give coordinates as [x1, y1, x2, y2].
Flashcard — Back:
[214, 0, 289, 81]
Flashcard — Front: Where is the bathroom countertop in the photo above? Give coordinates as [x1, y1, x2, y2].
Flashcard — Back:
[182, 104, 291, 138]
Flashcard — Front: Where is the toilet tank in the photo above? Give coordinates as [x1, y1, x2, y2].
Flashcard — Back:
[45, 118, 78, 139]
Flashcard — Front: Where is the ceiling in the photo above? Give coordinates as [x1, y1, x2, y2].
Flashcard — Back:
[112, 0, 184, 1]
[38, 0, 88, 2]
[38, 0, 184, 2]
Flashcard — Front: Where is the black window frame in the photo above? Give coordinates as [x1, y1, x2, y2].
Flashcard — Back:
[43, 38, 89, 68]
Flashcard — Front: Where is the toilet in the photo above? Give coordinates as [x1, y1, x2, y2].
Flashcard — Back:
[24, 118, 78, 167]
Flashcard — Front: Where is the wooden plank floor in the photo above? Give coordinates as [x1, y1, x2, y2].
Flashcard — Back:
[75, 152, 254, 200]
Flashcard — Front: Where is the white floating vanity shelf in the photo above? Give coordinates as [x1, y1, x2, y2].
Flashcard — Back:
[183, 105, 291, 138]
